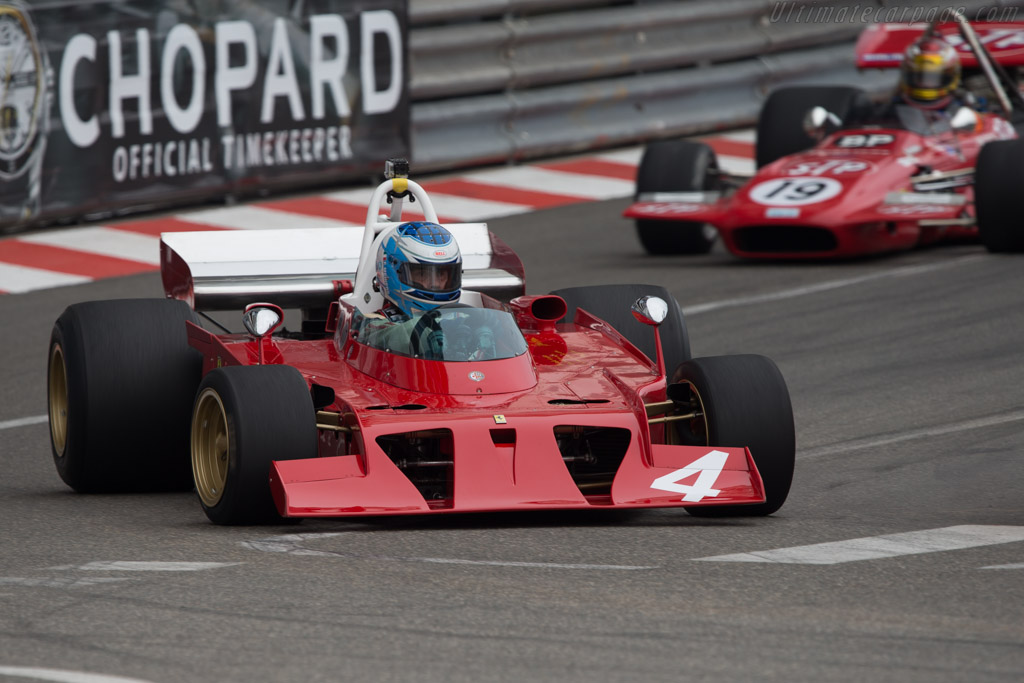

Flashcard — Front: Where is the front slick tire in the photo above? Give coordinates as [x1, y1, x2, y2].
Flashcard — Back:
[671, 355, 795, 517]
[191, 365, 316, 525]
[634, 139, 718, 255]
[975, 138, 1024, 253]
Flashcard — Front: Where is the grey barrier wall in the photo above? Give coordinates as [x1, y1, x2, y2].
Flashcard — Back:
[408, 0, 1024, 170]
[0, 0, 409, 233]
[3, 0, 1023, 232]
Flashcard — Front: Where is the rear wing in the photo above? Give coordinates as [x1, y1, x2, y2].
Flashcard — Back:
[161, 165, 525, 312]
[161, 225, 525, 312]
[856, 21, 1024, 68]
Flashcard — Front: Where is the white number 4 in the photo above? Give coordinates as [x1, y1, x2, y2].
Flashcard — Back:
[651, 450, 728, 502]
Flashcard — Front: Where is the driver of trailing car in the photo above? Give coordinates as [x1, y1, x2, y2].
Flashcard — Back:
[899, 35, 964, 112]
[847, 35, 980, 129]
[356, 221, 463, 358]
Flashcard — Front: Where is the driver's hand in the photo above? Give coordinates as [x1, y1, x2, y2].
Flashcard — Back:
[425, 330, 445, 358]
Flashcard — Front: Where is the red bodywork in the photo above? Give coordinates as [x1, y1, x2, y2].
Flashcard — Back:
[626, 119, 1016, 259]
[184, 301, 765, 517]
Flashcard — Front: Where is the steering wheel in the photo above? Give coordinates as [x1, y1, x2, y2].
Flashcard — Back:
[409, 303, 474, 359]
[410, 310, 443, 358]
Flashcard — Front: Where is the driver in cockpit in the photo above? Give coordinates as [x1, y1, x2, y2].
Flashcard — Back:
[357, 221, 463, 359]
[847, 34, 982, 130]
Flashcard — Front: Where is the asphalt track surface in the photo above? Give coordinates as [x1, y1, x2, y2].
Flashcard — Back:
[1, 196, 1023, 682]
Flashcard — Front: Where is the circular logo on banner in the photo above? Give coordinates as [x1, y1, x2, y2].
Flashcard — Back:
[468, 371, 485, 382]
[748, 177, 843, 206]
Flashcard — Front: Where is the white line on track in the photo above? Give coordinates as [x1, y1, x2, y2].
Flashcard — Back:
[0, 577, 129, 588]
[695, 525, 1024, 565]
[982, 563, 1024, 570]
[49, 561, 240, 571]
[408, 557, 655, 570]
[0, 666, 156, 683]
[242, 534, 654, 570]
[0, 415, 48, 430]
[799, 410, 1024, 459]
[682, 254, 986, 316]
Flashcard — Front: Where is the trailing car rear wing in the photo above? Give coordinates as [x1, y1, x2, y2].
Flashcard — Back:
[855, 21, 1024, 69]
[856, 16, 1024, 120]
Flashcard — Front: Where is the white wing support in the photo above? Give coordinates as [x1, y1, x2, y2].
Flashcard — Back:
[160, 177, 525, 312]
[347, 177, 436, 316]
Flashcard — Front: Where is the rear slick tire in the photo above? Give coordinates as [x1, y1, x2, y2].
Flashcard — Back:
[671, 355, 795, 517]
[47, 298, 202, 493]
[756, 86, 866, 168]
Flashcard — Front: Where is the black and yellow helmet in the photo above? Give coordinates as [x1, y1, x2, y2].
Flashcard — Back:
[900, 36, 961, 109]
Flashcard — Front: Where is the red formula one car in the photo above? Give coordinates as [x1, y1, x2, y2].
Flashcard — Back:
[46, 161, 795, 525]
[624, 15, 1024, 258]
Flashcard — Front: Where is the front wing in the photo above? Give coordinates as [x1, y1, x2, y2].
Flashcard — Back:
[270, 440, 764, 517]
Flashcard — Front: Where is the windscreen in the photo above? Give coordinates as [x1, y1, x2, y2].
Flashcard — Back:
[353, 307, 529, 361]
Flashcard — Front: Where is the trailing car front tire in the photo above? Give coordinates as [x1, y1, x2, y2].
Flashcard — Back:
[975, 138, 1024, 253]
[670, 354, 795, 516]
[47, 298, 202, 493]
[634, 140, 719, 255]
[191, 365, 317, 525]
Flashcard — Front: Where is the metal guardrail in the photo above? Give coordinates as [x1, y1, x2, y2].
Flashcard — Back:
[408, 0, 1024, 170]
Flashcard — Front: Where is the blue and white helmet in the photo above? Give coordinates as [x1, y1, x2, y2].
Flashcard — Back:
[376, 221, 462, 317]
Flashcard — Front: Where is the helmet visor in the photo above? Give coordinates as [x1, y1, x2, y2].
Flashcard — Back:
[910, 64, 950, 90]
[399, 261, 461, 294]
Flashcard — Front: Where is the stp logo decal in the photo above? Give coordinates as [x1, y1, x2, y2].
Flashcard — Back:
[468, 371, 485, 382]
[785, 160, 872, 176]
[748, 177, 842, 206]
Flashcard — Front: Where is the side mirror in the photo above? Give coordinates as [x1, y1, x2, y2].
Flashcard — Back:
[243, 303, 283, 365]
[243, 303, 283, 338]
[803, 106, 842, 141]
[950, 106, 979, 133]
[632, 295, 668, 327]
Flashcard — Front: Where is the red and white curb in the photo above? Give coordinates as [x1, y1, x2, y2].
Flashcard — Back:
[0, 131, 755, 295]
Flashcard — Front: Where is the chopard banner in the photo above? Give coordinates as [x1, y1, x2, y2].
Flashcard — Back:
[0, 0, 408, 231]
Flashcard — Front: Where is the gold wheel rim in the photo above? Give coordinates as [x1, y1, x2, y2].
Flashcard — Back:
[47, 343, 68, 456]
[192, 388, 230, 508]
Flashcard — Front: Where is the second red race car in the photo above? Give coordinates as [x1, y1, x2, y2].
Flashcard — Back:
[625, 13, 1024, 258]
[46, 160, 796, 525]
